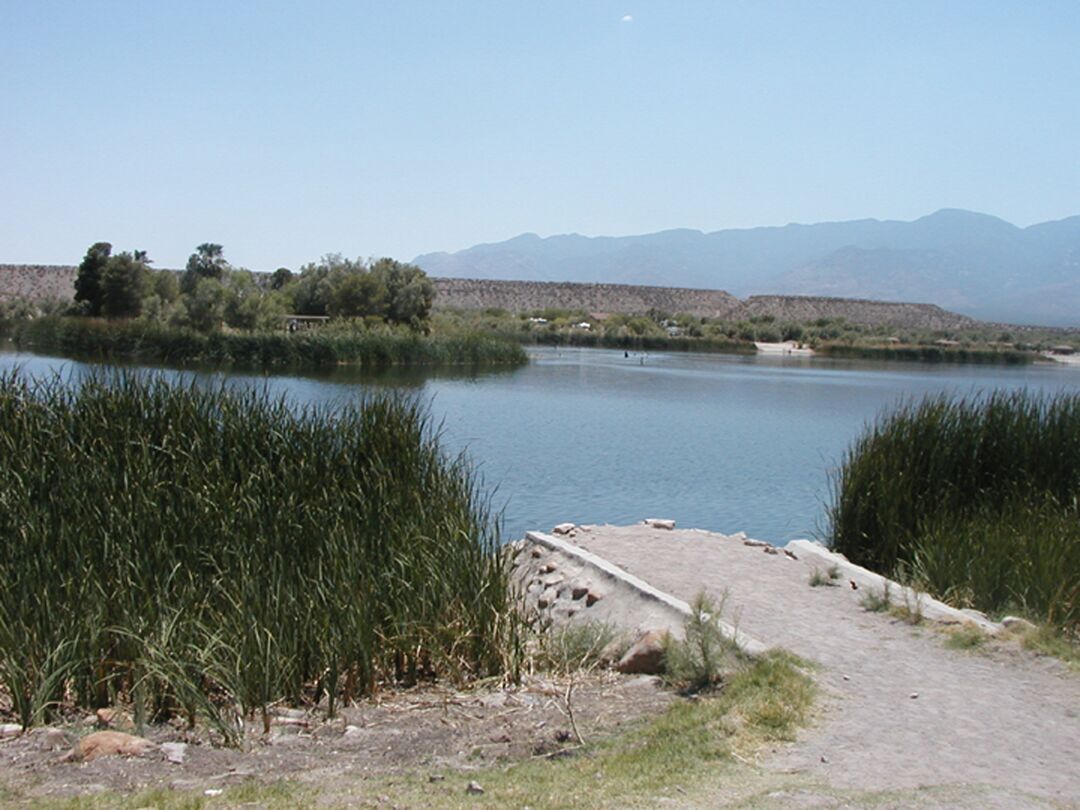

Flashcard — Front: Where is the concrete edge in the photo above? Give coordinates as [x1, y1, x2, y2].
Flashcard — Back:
[525, 530, 770, 656]
[787, 540, 1003, 635]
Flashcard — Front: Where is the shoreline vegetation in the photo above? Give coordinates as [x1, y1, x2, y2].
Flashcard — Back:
[0, 372, 522, 736]
[830, 390, 1080, 632]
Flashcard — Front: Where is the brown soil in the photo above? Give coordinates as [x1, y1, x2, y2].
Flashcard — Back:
[0, 672, 672, 800]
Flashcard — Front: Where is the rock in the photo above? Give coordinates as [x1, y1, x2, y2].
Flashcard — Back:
[553, 523, 576, 535]
[531, 548, 543, 558]
[585, 590, 604, 607]
[571, 585, 589, 600]
[616, 630, 668, 674]
[344, 725, 364, 738]
[537, 589, 556, 609]
[429, 774, 445, 783]
[0, 723, 22, 739]
[909, 692, 919, 699]
[730, 531, 748, 541]
[540, 563, 558, 574]
[742, 539, 769, 548]
[204, 789, 223, 797]
[961, 608, 990, 621]
[783, 548, 798, 560]
[543, 574, 565, 587]
[1002, 615, 1037, 632]
[763, 546, 779, 555]
[160, 742, 187, 764]
[68, 731, 157, 762]
[643, 518, 675, 530]
[466, 780, 485, 795]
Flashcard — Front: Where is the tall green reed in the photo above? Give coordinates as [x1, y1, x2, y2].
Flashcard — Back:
[829, 390, 1080, 628]
[0, 372, 522, 736]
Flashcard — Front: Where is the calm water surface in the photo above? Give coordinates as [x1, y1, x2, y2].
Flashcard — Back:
[4, 347, 1079, 543]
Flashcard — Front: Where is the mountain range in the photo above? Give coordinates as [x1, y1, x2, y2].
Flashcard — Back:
[414, 210, 1080, 326]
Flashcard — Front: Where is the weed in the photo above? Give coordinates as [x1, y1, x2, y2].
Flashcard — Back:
[809, 565, 841, 587]
[534, 621, 622, 675]
[859, 583, 892, 613]
[664, 591, 741, 692]
[944, 625, 987, 650]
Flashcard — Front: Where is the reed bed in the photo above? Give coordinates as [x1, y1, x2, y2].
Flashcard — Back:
[829, 391, 1080, 628]
[13, 317, 527, 370]
[0, 372, 522, 737]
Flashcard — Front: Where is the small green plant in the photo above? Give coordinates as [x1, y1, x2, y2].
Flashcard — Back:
[860, 582, 893, 613]
[944, 624, 987, 650]
[891, 589, 925, 625]
[534, 621, 622, 675]
[808, 564, 841, 587]
[664, 591, 740, 692]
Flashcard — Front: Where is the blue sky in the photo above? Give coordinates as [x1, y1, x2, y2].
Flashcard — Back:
[2, 1, 1078, 270]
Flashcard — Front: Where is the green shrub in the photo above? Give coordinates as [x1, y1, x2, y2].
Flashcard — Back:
[663, 591, 741, 692]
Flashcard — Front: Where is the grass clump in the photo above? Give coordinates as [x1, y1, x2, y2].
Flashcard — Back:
[533, 621, 622, 675]
[944, 624, 988, 651]
[808, 564, 841, 587]
[0, 371, 522, 737]
[859, 583, 892, 613]
[663, 591, 742, 692]
[830, 390, 1080, 630]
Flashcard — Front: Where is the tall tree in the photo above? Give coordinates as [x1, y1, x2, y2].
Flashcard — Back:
[73, 242, 112, 315]
[101, 252, 149, 318]
[181, 243, 229, 293]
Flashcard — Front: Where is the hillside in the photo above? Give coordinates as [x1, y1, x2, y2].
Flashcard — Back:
[415, 210, 1080, 326]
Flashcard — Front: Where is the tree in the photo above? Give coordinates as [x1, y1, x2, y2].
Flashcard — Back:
[181, 243, 229, 294]
[73, 242, 112, 315]
[101, 252, 150, 318]
[327, 272, 385, 318]
[270, 267, 293, 290]
[370, 258, 434, 326]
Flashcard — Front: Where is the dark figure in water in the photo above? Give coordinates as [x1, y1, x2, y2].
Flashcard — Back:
[624, 351, 629, 358]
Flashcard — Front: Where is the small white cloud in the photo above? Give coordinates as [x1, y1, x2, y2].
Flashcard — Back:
[621, 14, 633, 22]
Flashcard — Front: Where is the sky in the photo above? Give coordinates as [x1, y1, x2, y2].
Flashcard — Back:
[2, 0, 1079, 270]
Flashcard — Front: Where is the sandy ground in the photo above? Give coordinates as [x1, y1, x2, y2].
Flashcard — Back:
[569, 524, 1080, 807]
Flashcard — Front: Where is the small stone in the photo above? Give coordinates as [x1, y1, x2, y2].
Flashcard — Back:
[643, 518, 675, 530]
[531, 548, 543, 558]
[553, 523, 576, 535]
[820, 754, 829, 763]
[204, 789, 223, 797]
[540, 562, 557, 574]
[344, 725, 364, 738]
[466, 780, 484, 795]
[783, 549, 798, 560]
[742, 539, 769, 548]
[160, 742, 187, 764]
[762, 546, 779, 555]
[0, 723, 22, 739]
[554, 729, 572, 743]
[543, 575, 565, 587]
[571, 585, 589, 600]
[909, 692, 919, 699]
[616, 630, 668, 674]
[585, 590, 604, 607]
[537, 589, 556, 609]
[429, 774, 445, 782]
[842, 674, 850, 681]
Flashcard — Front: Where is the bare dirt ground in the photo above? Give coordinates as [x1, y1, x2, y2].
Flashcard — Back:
[570, 524, 1080, 808]
[0, 672, 672, 802]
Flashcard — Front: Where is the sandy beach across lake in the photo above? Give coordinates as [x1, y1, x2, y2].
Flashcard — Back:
[547, 523, 1080, 807]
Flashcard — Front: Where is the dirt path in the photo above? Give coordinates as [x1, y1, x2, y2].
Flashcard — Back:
[569, 524, 1080, 807]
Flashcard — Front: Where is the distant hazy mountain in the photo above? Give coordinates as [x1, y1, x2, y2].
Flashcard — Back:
[414, 210, 1080, 326]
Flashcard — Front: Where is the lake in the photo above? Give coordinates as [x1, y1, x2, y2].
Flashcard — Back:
[3, 346, 1078, 544]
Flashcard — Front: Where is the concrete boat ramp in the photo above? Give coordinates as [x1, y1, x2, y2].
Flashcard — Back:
[515, 523, 1080, 808]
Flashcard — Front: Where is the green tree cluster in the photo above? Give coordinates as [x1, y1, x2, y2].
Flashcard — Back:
[71, 243, 435, 334]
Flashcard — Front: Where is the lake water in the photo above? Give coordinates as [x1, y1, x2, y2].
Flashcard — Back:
[3, 346, 1079, 544]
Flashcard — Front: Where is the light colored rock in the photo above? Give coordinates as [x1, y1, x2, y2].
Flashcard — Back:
[69, 731, 157, 762]
[616, 630, 669, 674]
[466, 780, 485, 794]
[0, 723, 22, 739]
[553, 523, 576, 535]
[540, 562, 558, 574]
[344, 724, 364, 738]
[644, 518, 676, 530]
[160, 742, 187, 764]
